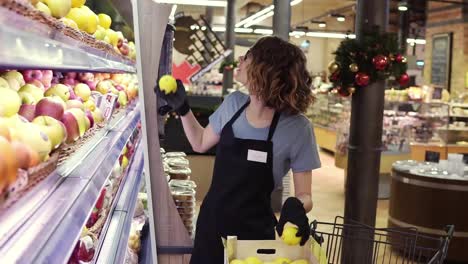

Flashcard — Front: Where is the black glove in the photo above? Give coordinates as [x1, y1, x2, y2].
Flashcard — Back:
[154, 79, 190, 116]
[276, 197, 310, 246]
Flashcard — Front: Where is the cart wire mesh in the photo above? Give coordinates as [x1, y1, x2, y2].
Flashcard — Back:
[310, 216, 454, 264]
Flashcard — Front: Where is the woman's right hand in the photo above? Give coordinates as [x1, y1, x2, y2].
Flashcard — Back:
[155, 79, 190, 116]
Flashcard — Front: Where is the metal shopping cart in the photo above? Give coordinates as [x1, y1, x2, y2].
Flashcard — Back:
[310, 216, 454, 264]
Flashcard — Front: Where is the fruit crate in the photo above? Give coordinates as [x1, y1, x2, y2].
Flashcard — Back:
[224, 236, 317, 264]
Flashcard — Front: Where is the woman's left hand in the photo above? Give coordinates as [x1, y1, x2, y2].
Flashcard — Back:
[276, 197, 310, 246]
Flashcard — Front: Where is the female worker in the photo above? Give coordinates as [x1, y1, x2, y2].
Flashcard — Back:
[157, 36, 321, 263]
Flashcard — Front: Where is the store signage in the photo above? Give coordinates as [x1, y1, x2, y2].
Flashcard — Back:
[431, 33, 452, 91]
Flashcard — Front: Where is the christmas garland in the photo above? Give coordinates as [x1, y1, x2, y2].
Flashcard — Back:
[328, 27, 408, 97]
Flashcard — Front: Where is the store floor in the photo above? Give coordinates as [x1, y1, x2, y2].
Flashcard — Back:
[303, 150, 390, 228]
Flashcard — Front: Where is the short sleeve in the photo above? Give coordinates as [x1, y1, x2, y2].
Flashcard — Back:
[290, 122, 321, 172]
[208, 91, 248, 135]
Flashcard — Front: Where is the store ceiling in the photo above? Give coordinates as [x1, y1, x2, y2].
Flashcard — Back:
[174, 0, 429, 38]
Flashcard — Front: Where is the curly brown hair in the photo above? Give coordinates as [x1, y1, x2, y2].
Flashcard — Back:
[246, 36, 314, 115]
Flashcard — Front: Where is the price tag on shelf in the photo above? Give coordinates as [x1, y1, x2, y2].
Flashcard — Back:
[91, 92, 103, 108]
[100, 93, 117, 124]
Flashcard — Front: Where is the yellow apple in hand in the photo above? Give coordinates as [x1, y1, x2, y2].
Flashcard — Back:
[281, 226, 301, 246]
[245, 257, 263, 264]
[158, 75, 177, 94]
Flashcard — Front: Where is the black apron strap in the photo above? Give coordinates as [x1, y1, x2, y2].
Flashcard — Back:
[225, 100, 250, 127]
[267, 112, 281, 141]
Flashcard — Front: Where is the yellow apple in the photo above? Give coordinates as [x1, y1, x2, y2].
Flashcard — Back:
[45, 84, 70, 101]
[83, 99, 96, 111]
[67, 108, 87, 136]
[33, 116, 67, 149]
[35, 2, 52, 15]
[121, 155, 129, 170]
[0, 77, 9, 89]
[19, 84, 44, 102]
[74, 83, 91, 101]
[92, 108, 104, 123]
[2, 71, 25, 87]
[71, 0, 85, 8]
[66, 7, 88, 31]
[30, 0, 40, 5]
[230, 260, 246, 264]
[15, 122, 52, 161]
[158, 75, 177, 94]
[274, 258, 292, 264]
[281, 226, 301, 246]
[118, 91, 128, 107]
[98, 13, 111, 29]
[60, 17, 79, 29]
[0, 88, 21, 117]
[80, 5, 98, 34]
[93, 26, 106, 40]
[245, 257, 262, 264]
[106, 28, 119, 47]
[43, 0, 71, 18]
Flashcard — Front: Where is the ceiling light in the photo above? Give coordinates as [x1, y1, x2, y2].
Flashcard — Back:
[290, 31, 306, 37]
[254, 28, 273, 35]
[155, 0, 226, 6]
[244, 11, 274, 28]
[306, 32, 353, 39]
[406, 38, 426, 45]
[212, 26, 226, 32]
[337, 15, 345, 22]
[236, 5, 274, 27]
[319, 22, 326, 28]
[235, 28, 254, 33]
[398, 1, 408, 11]
[290, 0, 303, 6]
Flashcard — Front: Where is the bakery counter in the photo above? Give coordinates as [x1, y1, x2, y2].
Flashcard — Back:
[410, 143, 468, 161]
[389, 162, 468, 263]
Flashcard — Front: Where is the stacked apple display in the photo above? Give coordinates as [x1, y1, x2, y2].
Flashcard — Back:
[68, 125, 141, 264]
[0, 69, 139, 206]
[26, 0, 136, 60]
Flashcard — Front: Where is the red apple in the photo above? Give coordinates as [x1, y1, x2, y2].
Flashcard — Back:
[85, 110, 94, 128]
[18, 104, 36, 122]
[68, 86, 78, 100]
[66, 72, 77, 79]
[41, 70, 53, 89]
[78, 72, 94, 82]
[114, 84, 124, 91]
[86, 208, 99, 228]
[77, 235, 95, 262]
[85, 80, 97, 91]
[35, 97, 65, 120]
[95, 188, 106, 210]
[63, 77, 77, 87]
[11, 140, 34, 169]
[22, 70, 43, 83]
[119, 43, 129, 56]
[61, 111, 80, 143]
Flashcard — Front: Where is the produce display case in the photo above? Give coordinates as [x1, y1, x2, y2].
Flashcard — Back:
[0, 0, 170, 263]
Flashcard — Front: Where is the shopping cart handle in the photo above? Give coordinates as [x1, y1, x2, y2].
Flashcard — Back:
[444, 225, 455, 237]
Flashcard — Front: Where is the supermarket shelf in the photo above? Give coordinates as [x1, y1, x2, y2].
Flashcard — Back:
[0, 7, 135, 73]
[450, 114, 468, 118]
[96, 140, 144, 264]
[0, 104, 141, 264]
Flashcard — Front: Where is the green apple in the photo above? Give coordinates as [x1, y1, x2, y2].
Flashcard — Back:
[74, 83, 91, 101]
[43, 0, 71, 18]
[0, 88, 21, 117]
[45, 84, 70, 101]
[93, 25, 106, 40]
[15, 122, 52, 161]
[67, 108, 87, 136]
[2, 71, 25, 87]
[19, 84, 44, 102]
[33, 116, 67, 149]
[117, 91, 128, 107]
[0, 77, 9, 89]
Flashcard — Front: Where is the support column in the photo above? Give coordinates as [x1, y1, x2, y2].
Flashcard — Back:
[273, 0, 291, 40]
[222, 0, 235, 95]
[342, 0, 389, 263]
[398, 9, 409, 51]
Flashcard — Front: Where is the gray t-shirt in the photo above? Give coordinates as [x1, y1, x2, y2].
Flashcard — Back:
[209, 91, 321, 187]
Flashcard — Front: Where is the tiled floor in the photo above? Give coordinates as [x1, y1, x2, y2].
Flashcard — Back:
[302, 151, 390, 228]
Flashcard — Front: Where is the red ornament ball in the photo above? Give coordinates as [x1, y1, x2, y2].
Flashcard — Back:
[372, 55, 389, 70]
[329, 71, 340, 82]
[337, 87, 350, 97]
[399, 73, 410, 86]
[355, 72, 370, 86]
[395, 54, 405, 63]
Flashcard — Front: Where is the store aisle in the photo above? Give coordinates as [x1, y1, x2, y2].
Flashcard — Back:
[302, 151, 390, 228]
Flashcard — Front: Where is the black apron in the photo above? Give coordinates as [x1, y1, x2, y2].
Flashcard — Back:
[190, 101, 280, 264]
